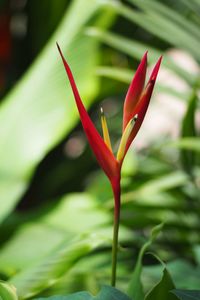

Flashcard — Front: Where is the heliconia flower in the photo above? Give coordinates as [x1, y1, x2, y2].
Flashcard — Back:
[57, 43, 162, 286]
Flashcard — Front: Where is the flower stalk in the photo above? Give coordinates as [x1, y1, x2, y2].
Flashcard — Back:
[57, 43, 162, 287]
[111, 174, 121, 286]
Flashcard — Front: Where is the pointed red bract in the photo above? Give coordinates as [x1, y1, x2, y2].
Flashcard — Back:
[123, 52, 147, 131]
[122, 56, 162, 162]
[57, 44, 119, 181]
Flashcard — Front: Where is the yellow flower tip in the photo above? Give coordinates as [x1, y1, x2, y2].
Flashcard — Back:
[100, 107, 113, 152]
[117, 115, 138, 162]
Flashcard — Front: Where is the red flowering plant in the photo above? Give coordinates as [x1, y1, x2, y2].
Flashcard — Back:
[57, 43, 162, 287]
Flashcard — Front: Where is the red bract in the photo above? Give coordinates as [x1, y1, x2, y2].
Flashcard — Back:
[123, 51, 147, 130]
[57, 44, 119, 179]
[57, 43, 162, 286]
[121, 56, 162, 162]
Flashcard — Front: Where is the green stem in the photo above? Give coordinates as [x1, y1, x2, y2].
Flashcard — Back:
[111, 207, 120, 286]
[111, 176, 121, 287]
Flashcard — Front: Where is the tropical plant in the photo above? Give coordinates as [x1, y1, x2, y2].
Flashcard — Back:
[0, 0, 200, 299]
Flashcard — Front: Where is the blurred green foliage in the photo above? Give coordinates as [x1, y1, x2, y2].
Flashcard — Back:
[0, 0, 199, 299]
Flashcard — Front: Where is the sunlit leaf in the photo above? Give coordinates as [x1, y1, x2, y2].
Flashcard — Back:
[9, 235, 105, 299]
[0, 0, 105, 223]
[0, 193, 110, 273]
[0, 281, 18, 300]
[0, 223, 68, 274]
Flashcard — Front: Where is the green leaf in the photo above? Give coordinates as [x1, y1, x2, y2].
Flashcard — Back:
[0, 0, 103, 223]
[0, 281, 18, 300]
[35, 286, 132, 300]
[168, 138, 200, 153]
[144, 269, 177, 300]
[42, 193, 110, 234]
[0, 222, 69, 274]
[171, 289, 200, 300]
[180, 0, 200, 15]
[9, 235, 105, 299]
[115, 0, 200, 60]
[0, 191, 134, 288]
[0, 193, 110, 274]
[127, 223, 163, 300]
[180, 92, 198, 173]
[88, 27, 193, 84]
[128, 0, 200, 41]
[181, 93, 197, 138]
[122, 171, 188, 205]
[143, 259, 200, 290]
[193, 245, 200, 265]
